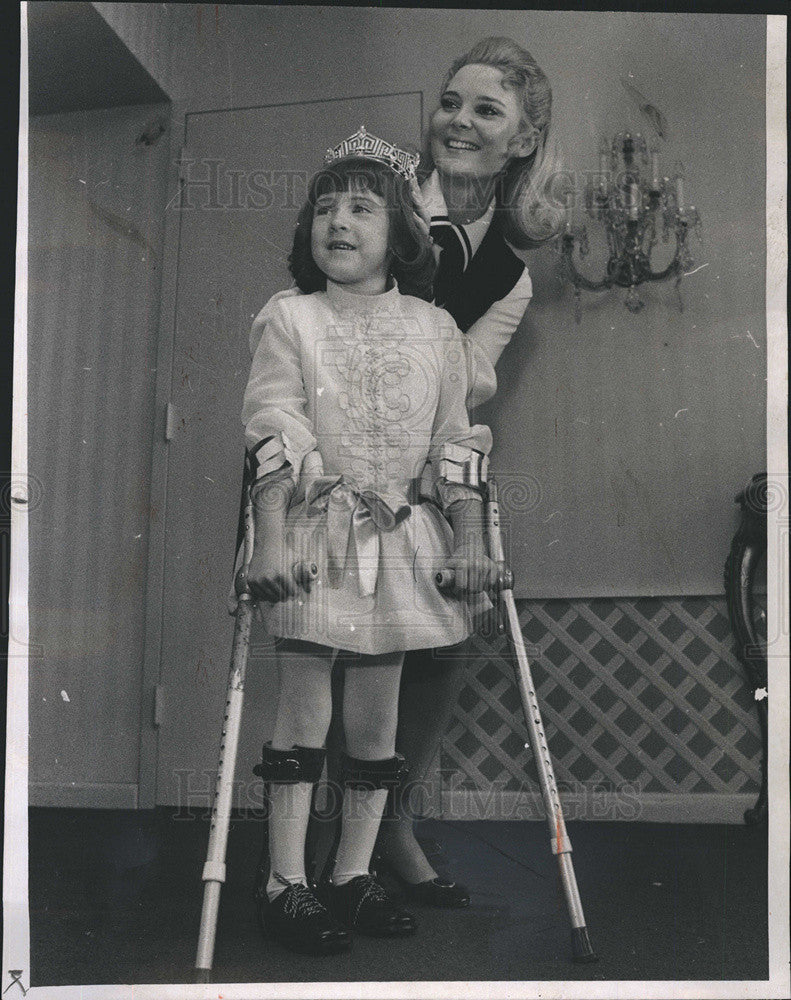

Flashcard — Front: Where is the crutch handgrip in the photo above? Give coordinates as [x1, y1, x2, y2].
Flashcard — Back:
[292, 560, 319, 587]
[235, 560, 318, 597]
[234, 565, 252, 598]
[435, 564, 513, 592]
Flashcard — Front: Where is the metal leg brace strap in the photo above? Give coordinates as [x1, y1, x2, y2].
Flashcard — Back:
[340, 752, 409, 790]
[253, 742, 326, 784]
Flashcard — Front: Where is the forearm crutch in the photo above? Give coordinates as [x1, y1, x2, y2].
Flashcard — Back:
[194, 478, 256, 983]
[437, 478, 597, 963]
[194, 474, 316, 982]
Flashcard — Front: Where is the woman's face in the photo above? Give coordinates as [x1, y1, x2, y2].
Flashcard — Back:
[429, 63, 534, 181]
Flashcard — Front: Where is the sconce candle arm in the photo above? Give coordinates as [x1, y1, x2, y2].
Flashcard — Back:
[641, 218, 690, 283]
[562, 132, 698, 317]
[561, 216, 691, 293]
[560, 234, 613, 292]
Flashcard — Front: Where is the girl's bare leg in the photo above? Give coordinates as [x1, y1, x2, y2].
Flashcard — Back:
[331, 652, 404, 885]
[266, 640, 334, 900]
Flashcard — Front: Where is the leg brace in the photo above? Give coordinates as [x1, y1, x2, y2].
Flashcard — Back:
[253, 743, 327, 896]
[253, 743, 327, 784]
[340, 752, 409, 790]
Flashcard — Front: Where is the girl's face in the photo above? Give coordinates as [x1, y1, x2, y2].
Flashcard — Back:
[429, 63, 536, 181]
[311, 185, 391, 295]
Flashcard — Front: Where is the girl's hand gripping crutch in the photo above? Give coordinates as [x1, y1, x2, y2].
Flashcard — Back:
[436, 477, 597, 963]
[194, 473, 317, 982]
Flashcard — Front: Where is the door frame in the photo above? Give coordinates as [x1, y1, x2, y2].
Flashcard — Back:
[137, 100, 189, 809]
[137, 92, 425, 808]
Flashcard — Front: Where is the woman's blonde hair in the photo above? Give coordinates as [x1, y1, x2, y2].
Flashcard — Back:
[423, 36, 563, 249]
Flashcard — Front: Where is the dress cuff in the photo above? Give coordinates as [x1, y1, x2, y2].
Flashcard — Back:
[249, 433, 291, 479]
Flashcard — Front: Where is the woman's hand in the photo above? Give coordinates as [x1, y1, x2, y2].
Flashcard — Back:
[409, 177, 432, 233]
[409, 177, 441, 263]
[443, 538, 498, 595]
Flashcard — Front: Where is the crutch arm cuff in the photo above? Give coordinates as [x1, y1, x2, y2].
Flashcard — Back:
[432, 444, 488, 512]
[249, 466, 295, 506]
[248, 434, 292, 481]
[436, 479, 485, 512]
[437, 443, 489, 491]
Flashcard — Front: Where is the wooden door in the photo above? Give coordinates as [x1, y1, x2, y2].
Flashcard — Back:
[27, 103, 170, 808]
[155, 94, 421, 806]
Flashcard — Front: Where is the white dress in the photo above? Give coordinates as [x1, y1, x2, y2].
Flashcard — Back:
[242, 280, 492, 655]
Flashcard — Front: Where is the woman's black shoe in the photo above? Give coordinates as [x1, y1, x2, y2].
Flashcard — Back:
[399, 876, 471, 908]
[257, 881, 351, 955]
[373, 854, 471, 908]
[326, 874, 417, 937]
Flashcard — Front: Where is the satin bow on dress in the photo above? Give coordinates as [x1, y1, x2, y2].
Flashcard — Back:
[306, 476, 412, 597]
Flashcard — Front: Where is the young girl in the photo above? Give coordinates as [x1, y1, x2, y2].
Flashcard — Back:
[242, 134, 496, 955]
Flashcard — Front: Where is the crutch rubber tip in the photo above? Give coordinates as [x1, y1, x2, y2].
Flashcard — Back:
[570, 926, 598, 963]
[194, 968, 212, 982]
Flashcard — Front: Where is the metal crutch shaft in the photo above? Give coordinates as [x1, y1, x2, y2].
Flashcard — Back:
[487, 479, 596, 963]
[194, 482, 317, 981]
[194, 484, 256, 982]
[436, 479, 597, 962]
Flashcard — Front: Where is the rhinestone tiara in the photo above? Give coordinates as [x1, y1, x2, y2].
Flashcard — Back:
[324, 126, 420, 181]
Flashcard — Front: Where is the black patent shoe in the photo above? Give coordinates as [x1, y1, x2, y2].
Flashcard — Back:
[257, 881, 351, 955]
[399, 876, 470, 908]
[326, 874, 416, 937]
[372, 853, 471, 908]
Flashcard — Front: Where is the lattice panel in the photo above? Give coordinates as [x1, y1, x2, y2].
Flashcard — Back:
[441, 597, 762, 798]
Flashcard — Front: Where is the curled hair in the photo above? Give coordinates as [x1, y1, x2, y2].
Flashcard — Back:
[422, 36, 564, 249]
[288, 157, 436, 300]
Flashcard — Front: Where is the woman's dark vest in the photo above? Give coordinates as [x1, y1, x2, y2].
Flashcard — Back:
[431, 211, 525, 334]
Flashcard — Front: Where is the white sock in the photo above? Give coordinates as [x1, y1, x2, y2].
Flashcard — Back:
[266, 782, 313, 902]
[332, 787, 388, 886]
[266, 869, 307, 902]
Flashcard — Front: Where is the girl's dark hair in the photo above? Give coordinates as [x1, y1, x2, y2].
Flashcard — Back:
[420, 36, 563, 249]
[288, 157, 436, 301]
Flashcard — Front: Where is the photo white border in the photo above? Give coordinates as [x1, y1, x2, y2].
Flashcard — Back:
[4, 7, 789, 999]
[3, 0, 31, 991]
[764, 9, 790, 997]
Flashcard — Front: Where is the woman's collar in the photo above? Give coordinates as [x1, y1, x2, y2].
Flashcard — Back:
[423, 169, 495, 230]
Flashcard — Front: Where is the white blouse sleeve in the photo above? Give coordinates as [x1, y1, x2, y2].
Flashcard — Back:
[428, 311, 493, 509]
[248, 286, 304, 355]
[464, 264, 533, 409]
[242, 297, 317, 486]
